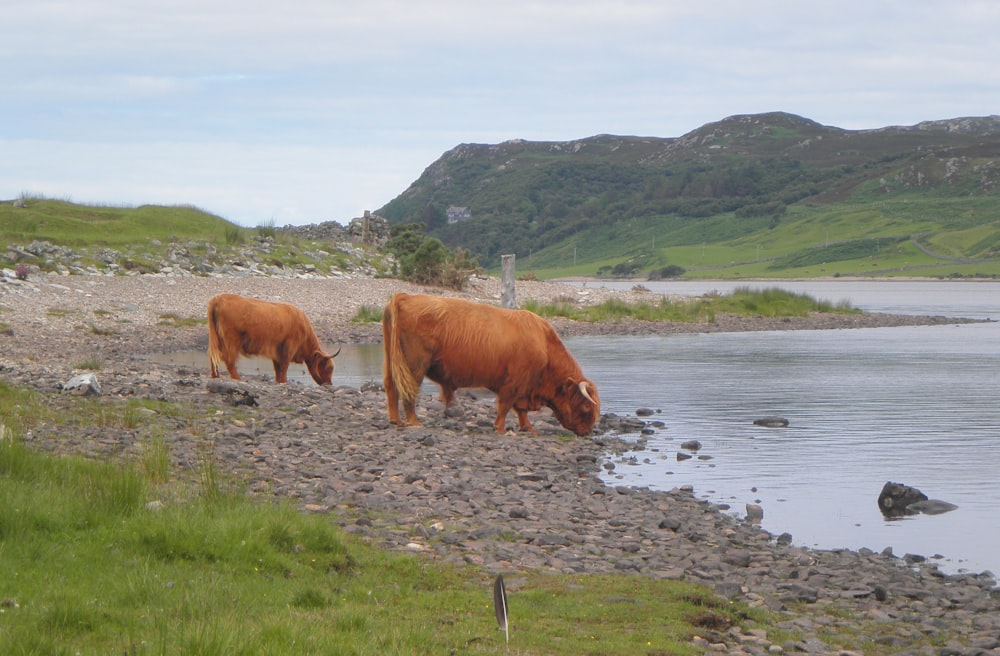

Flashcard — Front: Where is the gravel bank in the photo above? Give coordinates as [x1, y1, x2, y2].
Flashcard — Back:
[2, 273, 998, 655]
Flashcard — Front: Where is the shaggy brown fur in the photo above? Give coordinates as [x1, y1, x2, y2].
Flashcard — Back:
[382, 293, 599, 436]
[207, 293, 337, 385]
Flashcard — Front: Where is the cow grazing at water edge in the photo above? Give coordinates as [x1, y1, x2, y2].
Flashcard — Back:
[381, 292, 600, 436]
[207, 293, 339, 385]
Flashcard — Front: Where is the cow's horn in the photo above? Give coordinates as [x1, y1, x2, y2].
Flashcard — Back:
[331, 346, 342, 358]
[579, 381, 595, 404]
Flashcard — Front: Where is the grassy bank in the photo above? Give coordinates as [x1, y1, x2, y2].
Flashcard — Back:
[521, 286, 859, 323]
[0, 383, 774, 655]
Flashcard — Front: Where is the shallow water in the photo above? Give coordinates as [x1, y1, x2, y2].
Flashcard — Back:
[574, 322, 1000, 577]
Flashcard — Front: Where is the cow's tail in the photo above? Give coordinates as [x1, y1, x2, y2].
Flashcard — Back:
[382, 294, 421, 404]
[207, 297, 224, 378]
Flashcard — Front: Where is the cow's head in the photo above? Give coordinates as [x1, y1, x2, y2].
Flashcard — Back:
[550, 378, 601, 436]
[306, 346, 340, 386]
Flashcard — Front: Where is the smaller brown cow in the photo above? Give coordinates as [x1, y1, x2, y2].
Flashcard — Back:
[207, 293, 339, 385]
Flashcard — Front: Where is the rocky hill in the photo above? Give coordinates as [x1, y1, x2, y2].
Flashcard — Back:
[376, 112, 1000, 274]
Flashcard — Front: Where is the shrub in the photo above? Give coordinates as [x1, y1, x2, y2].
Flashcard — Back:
[351, 304, 383, 323]
[14, 263, 30, 281]
[225, 225, 246, 245]
[648, 265, 686, 280]
[387, 223, 479, 290]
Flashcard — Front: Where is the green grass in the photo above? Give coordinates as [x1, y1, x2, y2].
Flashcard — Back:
[523, 287, 857, 323]
[72, 355, 104, 371]
[0, 383, 784, 656]
[0, 197, 238, 248]
[157, 313, 206, 328]
[0, 375, 944, 655]
[351, 304, 384, 323]
[505, 197, 1000, 280]
[0, 196, 395, 278]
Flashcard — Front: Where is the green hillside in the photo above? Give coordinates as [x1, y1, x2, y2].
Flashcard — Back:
[378, 112, 1000, 279]
[0, 197, 387, 277]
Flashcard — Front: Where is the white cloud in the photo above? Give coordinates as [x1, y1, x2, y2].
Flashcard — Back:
[2, 0, 999, 224]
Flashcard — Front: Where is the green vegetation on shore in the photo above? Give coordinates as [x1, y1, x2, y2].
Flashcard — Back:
[522, 286, 858, 323]
[0, 383, 772, 655]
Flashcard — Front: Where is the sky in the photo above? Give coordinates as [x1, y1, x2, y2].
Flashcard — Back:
[2, 1, 999, 227]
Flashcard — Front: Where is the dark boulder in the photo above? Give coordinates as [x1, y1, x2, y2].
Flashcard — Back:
[877, 481, 955, 516]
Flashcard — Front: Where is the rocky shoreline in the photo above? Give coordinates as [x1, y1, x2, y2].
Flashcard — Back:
[2, 273, 999, 655]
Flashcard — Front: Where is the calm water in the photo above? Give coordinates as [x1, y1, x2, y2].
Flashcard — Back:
[568, 280, 1000, 577]
[167, 281, 1000, 577]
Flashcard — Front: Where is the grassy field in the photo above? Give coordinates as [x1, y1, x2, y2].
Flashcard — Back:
[512, 197, 1000, 280]
[0, 382, 780, 655]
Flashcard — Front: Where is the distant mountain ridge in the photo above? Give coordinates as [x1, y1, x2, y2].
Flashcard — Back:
[377, 112, 1000, 277]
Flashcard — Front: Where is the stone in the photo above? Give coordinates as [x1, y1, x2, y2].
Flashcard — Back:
[877, 481, 928, 516]
[62, 373, 102, 396]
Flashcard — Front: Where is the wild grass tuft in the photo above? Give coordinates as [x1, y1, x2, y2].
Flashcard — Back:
[141, 428, 171, 484]
[73, 355, 103, 370]
[351, 303, 384, 323]
[718, 286, 860, 317]
[87, 322, 119, 336]
[255, 218, 277, 239]
[224, 225, 245, 245]
[157, 312, 206, 328]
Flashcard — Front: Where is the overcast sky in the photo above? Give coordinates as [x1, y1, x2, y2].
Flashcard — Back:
[3, 1, 998, 227]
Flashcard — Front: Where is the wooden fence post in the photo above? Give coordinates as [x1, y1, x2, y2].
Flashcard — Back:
[500, 254, 516, 309]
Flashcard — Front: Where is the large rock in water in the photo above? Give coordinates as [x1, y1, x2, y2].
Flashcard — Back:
[878, 481, 957, 517]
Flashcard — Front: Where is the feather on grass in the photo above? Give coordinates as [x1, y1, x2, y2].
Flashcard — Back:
[493, 574, 509, 644]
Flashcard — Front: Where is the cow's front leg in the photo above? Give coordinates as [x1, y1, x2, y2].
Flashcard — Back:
[273, 360, 289, 383]
[515, 408, 538, 434]
[494, 398, 516, 434]
[225, 360, 241, 380]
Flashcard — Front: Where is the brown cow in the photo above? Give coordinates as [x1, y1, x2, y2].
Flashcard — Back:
[381, 292, 600, 436]
[207, 293, 338, 385]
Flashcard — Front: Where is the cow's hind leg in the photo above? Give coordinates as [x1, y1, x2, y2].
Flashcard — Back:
[402, 398, 421, 426]
[384, 375, 403, 426]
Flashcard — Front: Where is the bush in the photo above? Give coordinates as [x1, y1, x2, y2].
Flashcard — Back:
[387, 223, 479, 290]
[14, 263, 30, 280]
[648, 265, 686, 280]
